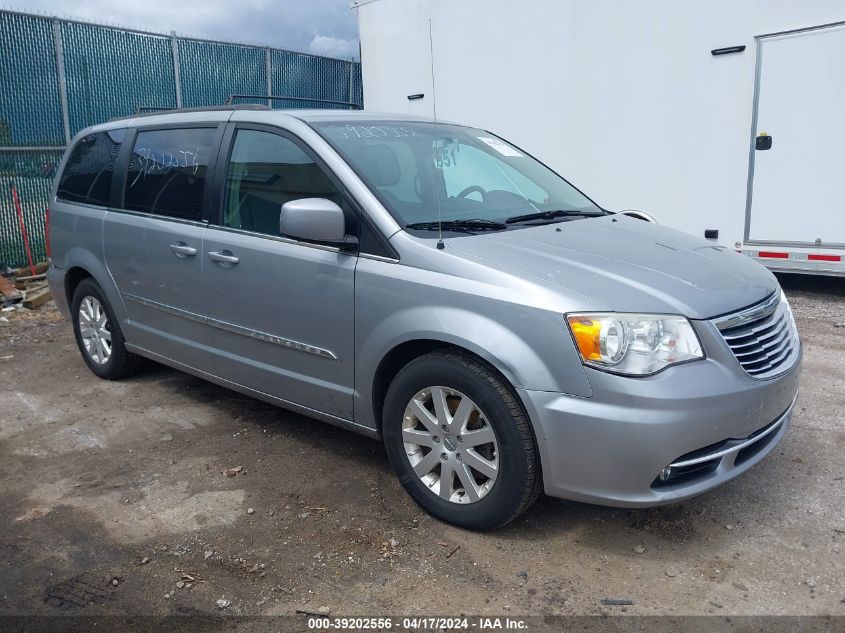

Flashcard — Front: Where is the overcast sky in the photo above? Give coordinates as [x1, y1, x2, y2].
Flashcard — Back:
[16, 0, 360, 59]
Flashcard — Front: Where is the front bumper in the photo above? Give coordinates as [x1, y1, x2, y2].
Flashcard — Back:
[519, 324, 802, 507]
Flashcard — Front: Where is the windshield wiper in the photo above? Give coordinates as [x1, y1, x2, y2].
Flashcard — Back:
[405, 218, 507, 232]
[504, 209, 604, 224]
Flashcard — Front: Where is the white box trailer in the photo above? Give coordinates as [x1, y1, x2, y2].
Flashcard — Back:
[354, 0, 845, 276]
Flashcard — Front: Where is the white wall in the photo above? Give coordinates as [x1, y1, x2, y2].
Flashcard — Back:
[356, 0, 845, 247]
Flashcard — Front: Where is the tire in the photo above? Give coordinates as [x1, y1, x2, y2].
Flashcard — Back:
[383, 350, 542, 530]
[71, 278, 144, 379]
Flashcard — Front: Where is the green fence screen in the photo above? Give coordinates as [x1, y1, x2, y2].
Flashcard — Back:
[0, 9, 363, 267]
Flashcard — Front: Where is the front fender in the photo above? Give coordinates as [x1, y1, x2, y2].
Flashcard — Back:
[354, 297, 593, 429]
[365, 306, 563, 389]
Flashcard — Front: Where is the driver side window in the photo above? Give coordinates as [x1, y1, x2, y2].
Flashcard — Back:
[440, 142, 548, 204]
[223, 129, 343, 236]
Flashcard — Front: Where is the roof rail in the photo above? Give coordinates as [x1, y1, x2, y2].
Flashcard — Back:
[108, 104, 271, 122]
[225, 94, 363, 110]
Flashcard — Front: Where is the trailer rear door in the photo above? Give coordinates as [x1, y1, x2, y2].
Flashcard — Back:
[356, 0, 435, 118]
[747, 23, 845, 247]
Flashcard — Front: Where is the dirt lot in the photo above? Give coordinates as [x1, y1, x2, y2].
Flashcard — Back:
[1, 274, 843, 625]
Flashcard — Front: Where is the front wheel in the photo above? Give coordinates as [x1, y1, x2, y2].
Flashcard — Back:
[383, 350, 542, 530]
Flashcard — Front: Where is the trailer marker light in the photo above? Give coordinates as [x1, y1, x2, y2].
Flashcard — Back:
[758, 251, 789, 259]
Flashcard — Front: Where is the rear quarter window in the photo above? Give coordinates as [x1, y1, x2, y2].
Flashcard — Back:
[56, 129, 125, 206]
[124, 127, 217, 221]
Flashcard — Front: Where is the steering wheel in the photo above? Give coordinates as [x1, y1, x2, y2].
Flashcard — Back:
[456, 185, 487, 200]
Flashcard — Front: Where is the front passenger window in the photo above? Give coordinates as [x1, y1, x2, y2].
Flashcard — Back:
[223, 130, 342, 236]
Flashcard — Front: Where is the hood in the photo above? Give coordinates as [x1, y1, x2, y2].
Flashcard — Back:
[447, 215, 778, 319]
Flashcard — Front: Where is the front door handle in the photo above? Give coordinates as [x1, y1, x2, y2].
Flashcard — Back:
[170, 242, 197, 257]
[208, 250, 240, 265]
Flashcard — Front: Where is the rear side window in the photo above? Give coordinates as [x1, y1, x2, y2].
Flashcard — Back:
[57, 129, 125, 206]
[124, 127, 217, 221]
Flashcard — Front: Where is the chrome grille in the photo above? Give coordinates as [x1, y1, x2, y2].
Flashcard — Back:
[713, 292, 800, 379]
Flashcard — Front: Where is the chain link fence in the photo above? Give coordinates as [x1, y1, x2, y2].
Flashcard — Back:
[0, 9, 363, 267]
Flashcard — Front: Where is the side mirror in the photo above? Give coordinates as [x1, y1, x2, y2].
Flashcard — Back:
[279, 198, 353, 246]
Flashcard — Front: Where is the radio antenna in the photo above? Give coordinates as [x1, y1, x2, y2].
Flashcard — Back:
[429, 18, 445, 250]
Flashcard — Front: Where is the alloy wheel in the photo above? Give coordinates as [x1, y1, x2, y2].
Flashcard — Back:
[78, 296, 112, 365]
[402, 386, 499, 504]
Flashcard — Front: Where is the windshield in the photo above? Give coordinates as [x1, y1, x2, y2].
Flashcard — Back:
[311, 120, 603, 235]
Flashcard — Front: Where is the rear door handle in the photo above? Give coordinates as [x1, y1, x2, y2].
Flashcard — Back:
[207, 250, 240, 265]
[170, 242, 197, 257]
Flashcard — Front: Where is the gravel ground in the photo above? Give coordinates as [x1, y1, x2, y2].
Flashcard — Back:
[0, 273, 843, 626]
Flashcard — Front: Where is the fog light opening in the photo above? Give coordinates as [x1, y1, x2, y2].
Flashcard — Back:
[659, 466, 672, 481]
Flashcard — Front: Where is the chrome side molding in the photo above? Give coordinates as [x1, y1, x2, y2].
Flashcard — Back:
[123, 293, 338, 360]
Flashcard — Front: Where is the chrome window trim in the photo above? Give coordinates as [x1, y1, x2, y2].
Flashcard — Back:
[54, 199, 110, 211]
[105, 207, 209, 229]
[204, 224, 347, 255]
[358, 252, 400, 264]
[122, 293, 338, 360]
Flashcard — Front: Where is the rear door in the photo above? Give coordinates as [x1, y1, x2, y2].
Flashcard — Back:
[747, 23, 845, 247]
[103, 124, 224, 369]
[203, 124, 357, 419]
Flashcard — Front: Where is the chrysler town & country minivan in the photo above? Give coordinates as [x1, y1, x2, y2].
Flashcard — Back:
[47, 106, 801, 530]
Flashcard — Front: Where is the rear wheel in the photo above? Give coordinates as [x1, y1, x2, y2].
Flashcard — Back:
[71, 278, 144, 379]
[383, 350, 542, 530]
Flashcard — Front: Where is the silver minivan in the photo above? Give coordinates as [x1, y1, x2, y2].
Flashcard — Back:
[47, 107, 801, 530]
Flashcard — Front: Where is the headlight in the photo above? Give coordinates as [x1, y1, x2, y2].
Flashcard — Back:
[566, 313, 704, 376]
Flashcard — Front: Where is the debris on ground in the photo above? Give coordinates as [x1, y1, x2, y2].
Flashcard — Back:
[223, 466, 243, 477]
[633, 544, 647, 554]
[216, 598, 231, 609]
[1, 261, 52, 310]
[297, 606, 330, 616]
[0, 274, 22, 306]
[601, 598, 634, 606]
[23, 286, 53, 310]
